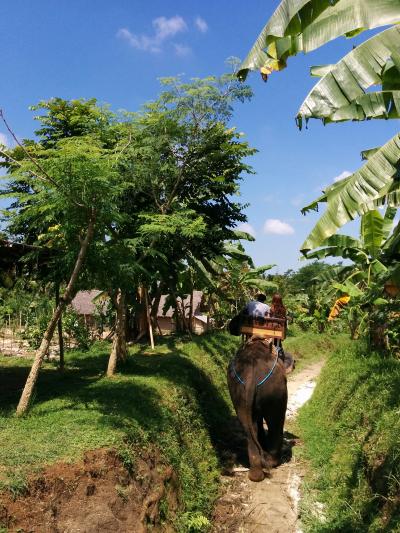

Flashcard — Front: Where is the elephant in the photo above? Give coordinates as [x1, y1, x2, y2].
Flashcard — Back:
[227, 337, 288, 482]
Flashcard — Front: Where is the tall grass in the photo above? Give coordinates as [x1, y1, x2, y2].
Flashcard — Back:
[0, 333, 239, 529]
[298, 343, 400, 532]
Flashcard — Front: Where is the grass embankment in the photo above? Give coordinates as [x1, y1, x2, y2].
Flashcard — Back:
[284, 329, 347, 371]
[298, 343, 400, 532]
[0, 332, 239, 530]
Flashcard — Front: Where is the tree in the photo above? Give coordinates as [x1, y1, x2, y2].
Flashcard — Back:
[2, 66, 257, 388]
[238, 1, 400, 253]
[101, 71, 256, 370]
[1, 115, 125, 414]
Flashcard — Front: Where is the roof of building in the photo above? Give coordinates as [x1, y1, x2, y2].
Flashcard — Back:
[71, 290, 103, 315]
[157, 290, 204, 318]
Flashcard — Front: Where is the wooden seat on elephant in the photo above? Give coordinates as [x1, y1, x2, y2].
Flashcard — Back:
[240, 316, 286, 340]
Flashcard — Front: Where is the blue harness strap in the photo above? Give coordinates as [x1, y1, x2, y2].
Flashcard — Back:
[230, 349, 279, 388]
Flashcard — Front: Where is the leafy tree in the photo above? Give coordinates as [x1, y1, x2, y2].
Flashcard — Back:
[1, 117, 124, 414]
[102, 71, 256, 369]
[1, 66, 257, 396]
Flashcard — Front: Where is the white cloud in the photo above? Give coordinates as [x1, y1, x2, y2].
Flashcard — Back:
[117, 15, 187, 53]
[153, 16, 187, 39]
[334, 170, 352, 183]
[237, 222, 256, 238]
[195, 16, 208, 33]
[174, 43, 192, 57]
[264, 219, 295, 236]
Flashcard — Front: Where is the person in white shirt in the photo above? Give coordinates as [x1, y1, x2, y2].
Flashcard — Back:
[245, 294, 270, 319]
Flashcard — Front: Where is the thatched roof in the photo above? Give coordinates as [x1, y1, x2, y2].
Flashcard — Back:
[157, 290, 204, 318]
[71, 290, 104, 315]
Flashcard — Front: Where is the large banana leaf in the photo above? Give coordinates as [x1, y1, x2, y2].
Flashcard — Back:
[298, 26, 400, 125]
[301, 132, 400, 253]
[383, 219, 400, 256]
[243, 278, 278, 291]
[360, 209, 395, 259]
[232, 229, 256, 242]
[305, 234, 364, 261]
[241, 264, 275, 279]
[238, 0, 400, 80]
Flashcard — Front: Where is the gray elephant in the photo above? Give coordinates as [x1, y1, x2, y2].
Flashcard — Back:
[227, 337, 288, 482]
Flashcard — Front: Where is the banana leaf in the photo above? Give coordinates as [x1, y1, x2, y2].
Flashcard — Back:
[222, 243, 252, 260]
[381, 207, 397, 243]
[243, 278, 278, 291]
[238, 0, 400, 80]
[241, 264, 275, 278]
[301, 174, 352, 215]
[305, 234, 363, 260]
[298, 26, 400, 125]
[361, 209, 385, 259]
[232, 229, 256, 242]
[301, 132, 400, 253]
[383, 219, 400, 256]
[361, 147, 380, 160]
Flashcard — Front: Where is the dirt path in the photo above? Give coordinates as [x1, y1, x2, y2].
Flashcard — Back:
[213, 359, 325, 533]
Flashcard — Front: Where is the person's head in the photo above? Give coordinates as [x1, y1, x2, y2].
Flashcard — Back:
[271, 293, 283, 306]
[256, 293, 267, 303]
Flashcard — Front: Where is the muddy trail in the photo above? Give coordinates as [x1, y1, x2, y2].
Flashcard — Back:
[213, 360, 324, 533]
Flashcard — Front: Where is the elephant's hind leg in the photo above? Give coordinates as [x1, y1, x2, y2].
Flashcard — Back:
[237, 406, 264, 482]
[264, 400, 286, 467]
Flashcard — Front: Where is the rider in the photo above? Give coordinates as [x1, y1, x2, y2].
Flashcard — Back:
[245, 293, 270, 321]
[269, 293, 287, 361]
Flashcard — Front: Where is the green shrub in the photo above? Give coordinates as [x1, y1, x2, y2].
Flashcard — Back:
[62, 307, 93, 350]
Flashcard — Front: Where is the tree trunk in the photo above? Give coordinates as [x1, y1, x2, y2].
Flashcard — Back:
[16, 214, 95, 416]
[150, 287, 163, 332]
[189, 290, 194, 333]
[172, 293, 190, 334]
[135, 286, 147, 340]
[107, 288, 127, 377]
[55, 284, 65, 371]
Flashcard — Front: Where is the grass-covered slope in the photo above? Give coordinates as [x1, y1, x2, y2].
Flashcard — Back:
[298, 343, 400, 532]
[0, 333, 240, 529]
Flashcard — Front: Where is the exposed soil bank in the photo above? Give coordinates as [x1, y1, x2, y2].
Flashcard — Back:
[213, 360, 324, 533]
[0, 448, 177, 533]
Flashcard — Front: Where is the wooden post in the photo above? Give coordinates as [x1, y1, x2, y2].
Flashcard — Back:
[55, 284, 65, 371]
[144, 287, 155, 350]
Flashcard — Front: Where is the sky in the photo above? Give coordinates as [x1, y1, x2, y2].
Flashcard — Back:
[0, 1, 398, 272]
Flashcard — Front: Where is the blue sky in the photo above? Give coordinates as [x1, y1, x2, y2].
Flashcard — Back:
[0, 1, 398, 271]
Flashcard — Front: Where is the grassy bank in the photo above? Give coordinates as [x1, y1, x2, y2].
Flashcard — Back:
[0, 332, 240, 531]
[298, 343, 400, 532]
[284, 329, 349, 370]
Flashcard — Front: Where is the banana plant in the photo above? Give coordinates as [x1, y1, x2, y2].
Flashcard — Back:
[239, 0, 400, 254]
[306, 207, 399, 340]
[238, 0, 400, 81]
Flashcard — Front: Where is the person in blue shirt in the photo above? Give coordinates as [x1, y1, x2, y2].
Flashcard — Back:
[245, 293, 271, 320]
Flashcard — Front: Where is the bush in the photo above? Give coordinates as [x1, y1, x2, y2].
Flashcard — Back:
[62, 307, 92, 350]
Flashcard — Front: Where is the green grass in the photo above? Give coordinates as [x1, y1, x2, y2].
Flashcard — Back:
[0, 333, 240, 529]
[297, 342, 400, 532]
[284, 329, 351, 370]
